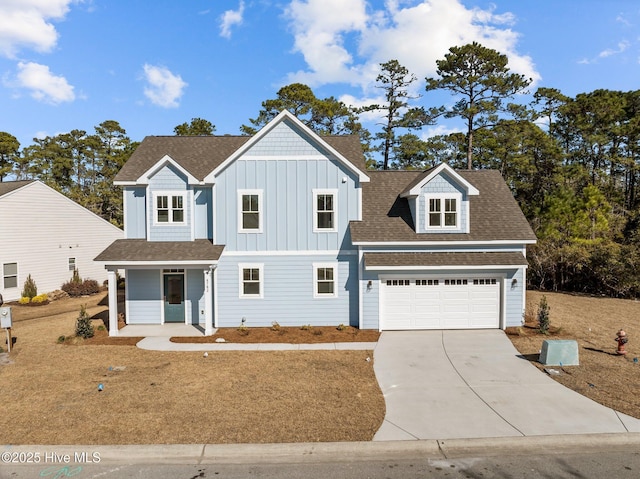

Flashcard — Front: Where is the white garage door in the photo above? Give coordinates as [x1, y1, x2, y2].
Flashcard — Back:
[380, 277, 500, 330]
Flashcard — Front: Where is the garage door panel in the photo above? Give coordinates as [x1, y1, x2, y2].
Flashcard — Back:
[381, 277, 500, 330]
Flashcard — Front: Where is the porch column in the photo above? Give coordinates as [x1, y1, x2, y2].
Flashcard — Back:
[204, 267, 214, 336]
[107, 269, 118, 337]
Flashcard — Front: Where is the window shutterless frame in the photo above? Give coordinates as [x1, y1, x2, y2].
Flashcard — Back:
[425, 193, 461, 230]
[312, 189, 338, 232]
[152, 191, 187, 225]
[239, 263, 264, 298]
[238, 190, 263, 233]
[313, 262, 338, 298]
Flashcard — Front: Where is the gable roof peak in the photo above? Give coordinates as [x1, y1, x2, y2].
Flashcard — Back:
[400, 163, 479, 198]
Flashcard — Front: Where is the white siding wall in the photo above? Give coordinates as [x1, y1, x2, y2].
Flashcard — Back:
[0, 182, 123, 301]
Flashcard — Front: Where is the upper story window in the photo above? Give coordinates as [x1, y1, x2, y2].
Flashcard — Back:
[426, 194, 461, 229]
[313, 189, 338, 232]
[154, 192, 185, 224]
[238, 190, 263, 233]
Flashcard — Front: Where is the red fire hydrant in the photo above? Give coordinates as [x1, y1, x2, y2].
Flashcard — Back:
[615, 329, 628, 355]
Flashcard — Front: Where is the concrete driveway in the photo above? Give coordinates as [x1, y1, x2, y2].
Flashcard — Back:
[373, 330, 640, 440]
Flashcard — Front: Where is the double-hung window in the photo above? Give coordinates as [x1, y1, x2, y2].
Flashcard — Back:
[313, 189, 337, 232]
[2, 263, 17, 289]
[313, 263, 337, 298]
[426, 194, 460, 229]
[155, 192, 185, 224]
[238, 190, 263, 233]
[239, 264, 263, 298]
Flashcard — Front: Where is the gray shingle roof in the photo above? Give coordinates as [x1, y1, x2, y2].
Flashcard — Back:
[364, 251, 528, 268]
[94, 239, 224, 263]
[350, 170, 536, 244]
[114, 134, 366, 183]
[0, 180, 35, 198]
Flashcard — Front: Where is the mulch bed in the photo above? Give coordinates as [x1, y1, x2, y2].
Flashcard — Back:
[171, 326, 381, 344]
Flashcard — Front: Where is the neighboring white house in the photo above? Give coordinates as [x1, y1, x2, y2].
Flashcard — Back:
[0, 180, 123, 301]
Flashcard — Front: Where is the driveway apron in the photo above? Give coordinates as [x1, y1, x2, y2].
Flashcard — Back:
[373, 330, 640, 441]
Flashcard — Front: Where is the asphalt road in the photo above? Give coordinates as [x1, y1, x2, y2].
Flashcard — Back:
[2, 439, 639, 479]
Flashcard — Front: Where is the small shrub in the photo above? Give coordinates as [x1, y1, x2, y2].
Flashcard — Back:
[62, 278, 100, 297]
[312, 328, 323, 336]
[21, 274, 38, 299]
[337, 323, 347, 331]
[31, 294, 49, 304]
[300, 324, 313, 331]
[97, 325, 105, 331]
[18, 297, 30, 305]
[537, 295, 551, 335]
[271, 321, 281, 331]
[237, 317, 249, 335]
[75, 305, 94, 339]
[57, 335, 66, 344]
[71, 268, 82, 285]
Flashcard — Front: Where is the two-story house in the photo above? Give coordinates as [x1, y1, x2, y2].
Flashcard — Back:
[96, 110, 536, 336]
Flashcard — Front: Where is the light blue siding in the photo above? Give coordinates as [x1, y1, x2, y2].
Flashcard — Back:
[418, 172, 468, 234]
[194, 187, 212, 240]
[361, 268, 380, 330]
[124, 187, 146, 239]
[215, 121, 360, 252]
[126, 269, 161, 324]
[216, 253, 358, 327]
[505, 267, 526, 327]
[147, 165, 192, 241]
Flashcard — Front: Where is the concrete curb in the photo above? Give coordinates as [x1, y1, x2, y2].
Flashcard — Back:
[4, 434, 640, 465]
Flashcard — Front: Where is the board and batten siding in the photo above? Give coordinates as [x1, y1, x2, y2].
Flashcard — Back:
[0, 181, 123, 301]
[214, 120, 361, 252]
[215, 253, 358, 327]
[123, 187, 146, 239]
[147, 165, 193, 241]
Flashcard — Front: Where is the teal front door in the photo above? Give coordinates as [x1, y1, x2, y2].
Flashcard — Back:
[163, 274, 185, 323]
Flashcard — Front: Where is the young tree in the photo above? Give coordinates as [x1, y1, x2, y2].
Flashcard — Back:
[425, 42, 531, 169]
[174, 118, 216, 136]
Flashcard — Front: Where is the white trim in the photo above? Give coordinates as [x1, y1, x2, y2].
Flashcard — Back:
[152, 191, 188, 226]
[239, 263, 264, 299]
[366, 264, 525, 271]
[313, 188, 338, 233]
[237, 189, 263, 233]
[130, 154, 199, 186]
[353, 240, 537, 246]
[313, 262, 338, 298]
[424, 192, 462, 231]
[212, 184, 217, 245]
[401, 163, 479, 197]
[221, 250, 355, 256]
[213, 267, 219, 328]
[122, 188, 129, 238]
[205, 110, 369, 183]
[358, 247, 364, 330]
[103, 261, 219, 268]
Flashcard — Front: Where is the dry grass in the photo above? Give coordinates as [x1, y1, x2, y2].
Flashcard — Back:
[0, 293, 384, 445]
[509, 290, 640, 420]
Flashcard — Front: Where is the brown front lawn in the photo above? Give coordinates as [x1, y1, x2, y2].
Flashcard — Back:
[509, 290, 640, 420]
[0, 293, 384, 445]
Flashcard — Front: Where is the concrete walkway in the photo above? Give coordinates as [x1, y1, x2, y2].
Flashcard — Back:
[373, 330, 640, 440]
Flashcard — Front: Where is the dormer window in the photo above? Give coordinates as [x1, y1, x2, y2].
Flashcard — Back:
[426, 193, 461, 229]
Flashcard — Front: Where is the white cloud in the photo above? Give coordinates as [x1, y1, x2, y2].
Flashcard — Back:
[142, 64, 187, 108]
[219, 1, 245, 39]
[14, 61, 75, 104]
[284, 0, 540, 93]
[0, 0, 77, 58]
[599, 40, 630, 58]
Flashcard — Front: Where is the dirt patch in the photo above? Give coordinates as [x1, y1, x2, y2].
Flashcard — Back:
[509, 291, 640, 420]
[171, 326, 380, 344]
[0, 294, 384, 445]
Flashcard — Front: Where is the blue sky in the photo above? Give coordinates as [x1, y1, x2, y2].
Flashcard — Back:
[1, 0, 640, 149]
